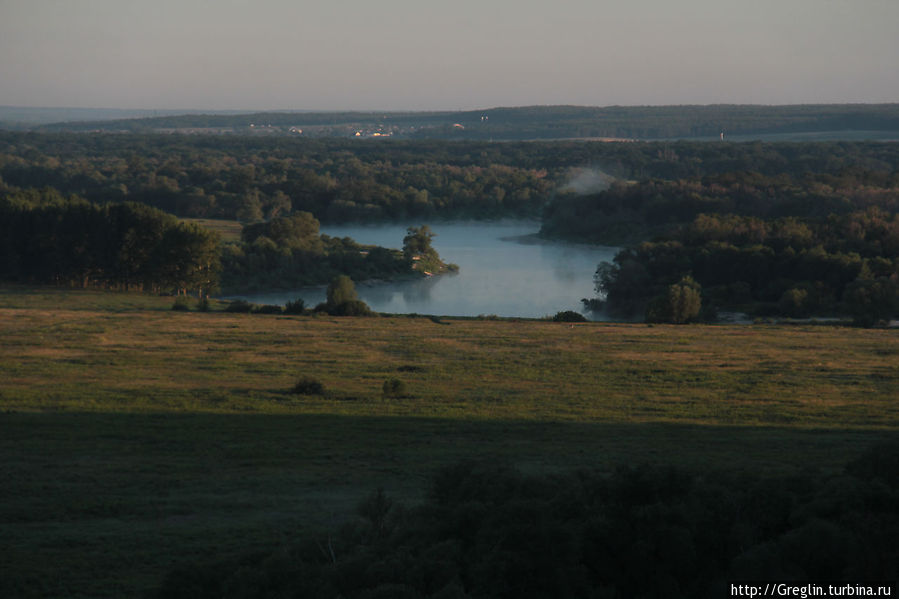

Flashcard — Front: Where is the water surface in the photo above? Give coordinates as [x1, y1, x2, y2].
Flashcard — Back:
[234, 221, 618, 320]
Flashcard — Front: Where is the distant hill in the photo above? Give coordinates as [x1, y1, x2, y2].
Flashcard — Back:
[0, 106, 252, 129]
[15, 104, 899, 141]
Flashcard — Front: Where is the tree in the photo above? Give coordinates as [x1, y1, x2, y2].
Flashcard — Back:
[323, 275, 373, 316]
[241, 211, 321, 250]
[402, 225, 437, 261]
[326, 275, 359, 306]
[843, 277, 899, 327]
[646, 276, 703, 323]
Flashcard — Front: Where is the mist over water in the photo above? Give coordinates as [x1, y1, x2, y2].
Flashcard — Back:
[233, 221, 619, 320]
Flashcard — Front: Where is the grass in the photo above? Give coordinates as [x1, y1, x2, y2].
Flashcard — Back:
[181, 217, 243, 243]
[1, 285, 897, 597]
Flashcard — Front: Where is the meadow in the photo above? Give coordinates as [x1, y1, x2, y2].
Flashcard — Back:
[1, 286, 897, 597]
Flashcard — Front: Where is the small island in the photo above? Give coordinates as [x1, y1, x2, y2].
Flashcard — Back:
[401, 224, 459, 277]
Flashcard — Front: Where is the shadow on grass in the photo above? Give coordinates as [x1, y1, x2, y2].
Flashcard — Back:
[1, 410, 896, 598]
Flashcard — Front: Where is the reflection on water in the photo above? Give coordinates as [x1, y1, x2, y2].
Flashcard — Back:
[231, 221, 619, 320]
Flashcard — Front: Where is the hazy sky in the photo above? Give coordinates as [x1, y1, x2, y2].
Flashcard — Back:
[1, 0, 897, 111]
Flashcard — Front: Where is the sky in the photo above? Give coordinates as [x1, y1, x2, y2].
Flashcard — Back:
[1, 0, 897, 111]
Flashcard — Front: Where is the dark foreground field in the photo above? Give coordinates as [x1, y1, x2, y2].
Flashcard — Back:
[1, 287, 897, 597]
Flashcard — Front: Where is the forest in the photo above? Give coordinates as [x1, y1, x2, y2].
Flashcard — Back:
[0, 188, 219, 295]
[3, 132, 899, 224]
[2, 131, 899, 320]
[550, 170, 899, 323]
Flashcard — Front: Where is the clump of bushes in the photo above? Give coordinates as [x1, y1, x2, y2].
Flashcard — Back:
[381, 378, 407, 398]
[552, 310, 587, 322]
[224, 299, 254, 313]
[292, 377, 325, 395]
[283, 298, 306, 314]
[252, 304, 283, 314]
[171, 296, 191, 311]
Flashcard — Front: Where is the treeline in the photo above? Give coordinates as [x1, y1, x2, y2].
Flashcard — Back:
[220, 212, 412, 292]
[154, 444, 899, 599]
[0, 133, 553, 223]
[542, 170, 899, 243]
[545, 170, 899, 322]
[0, 188, 446, 296]
[3, 132, 899, 224]
[594, 207, 899, 323]
[31, 104, 899, 141]
[0, 188, 219, 295]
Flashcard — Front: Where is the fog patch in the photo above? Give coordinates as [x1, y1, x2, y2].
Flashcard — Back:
[560, 168, 614, 195]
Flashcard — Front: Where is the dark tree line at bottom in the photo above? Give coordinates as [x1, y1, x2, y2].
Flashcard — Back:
[153, 442, 898, 599]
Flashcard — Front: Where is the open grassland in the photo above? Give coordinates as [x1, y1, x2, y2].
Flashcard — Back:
[1, 286, 897, 597]
[1, 287, 897, 426]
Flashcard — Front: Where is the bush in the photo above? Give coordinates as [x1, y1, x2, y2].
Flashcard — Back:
[552, 310, 587, 322]
[171, 296, 191, 311]
[328, 299, 374, 316]
[382, 378, 407, 398]
[224, 299, 253, 313]
[320, 276, 374, 316]
[252, 304, 283, 314]
[292, 377, 325, 395]
[197, 297, 210, 312]
[843, 277, 899, 327]
[283, 298, 306, 314]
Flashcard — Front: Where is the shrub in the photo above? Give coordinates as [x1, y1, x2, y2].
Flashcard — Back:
[552, 310, 587, 322]
[197, 297, 210, 312]
[283, 298, 306, 314]
[382, 378, 407, 398]
[252, 304, 283, 314]
[843, 277, 899, 327]
[171, 296, 191, 311]
[224, 299, 253, 313]
[328, 299, 374, 316]
[292, 377, 325, 395]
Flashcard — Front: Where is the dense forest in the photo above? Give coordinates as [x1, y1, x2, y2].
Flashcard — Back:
[554, 171, 899, 322]
[3, 132, 899, 224]
[0, 191, 441, 294]
[0, 133, 555, 222]
[542, 170, 899, 243]
[2, 131, 899, 320]
[0, 188, 219, 295]
[25, 104, 899, 141]
[154, 444, 899, 599]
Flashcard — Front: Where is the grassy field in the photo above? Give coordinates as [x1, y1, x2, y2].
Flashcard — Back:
[1, 286, 897, 597]
[181, 217, 243, 243]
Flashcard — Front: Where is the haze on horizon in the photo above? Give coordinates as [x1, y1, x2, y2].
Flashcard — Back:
[1, 0, 897, 112]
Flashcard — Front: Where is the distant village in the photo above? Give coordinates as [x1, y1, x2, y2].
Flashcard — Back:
[147, 117, 494, 138]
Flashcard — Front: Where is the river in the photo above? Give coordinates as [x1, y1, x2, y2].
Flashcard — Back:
[231, 220, 619, 320]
